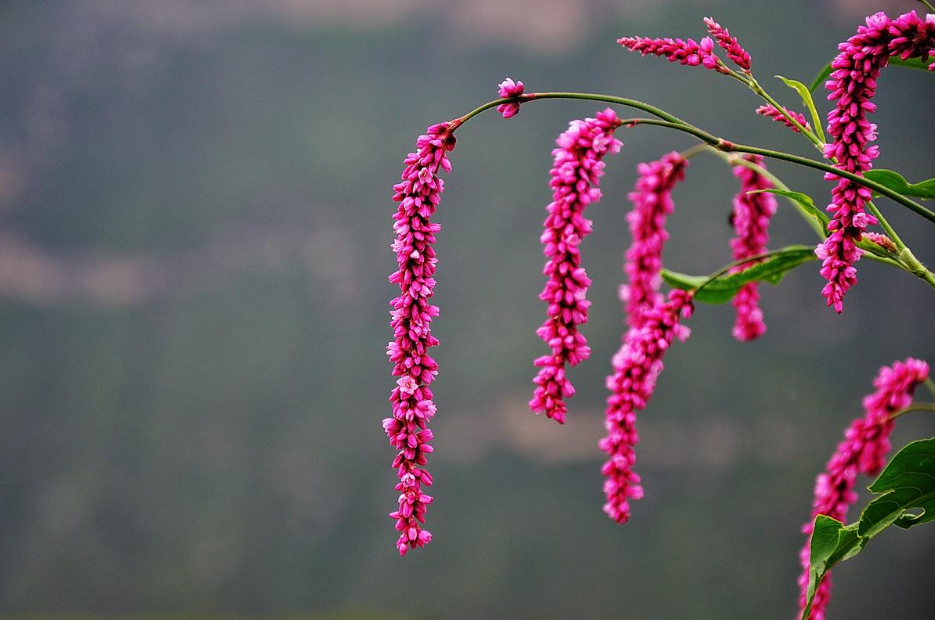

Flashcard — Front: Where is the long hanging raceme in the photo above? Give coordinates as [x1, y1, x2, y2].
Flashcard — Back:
[529, 109, 623, 425]
[384, 121, 457, 556]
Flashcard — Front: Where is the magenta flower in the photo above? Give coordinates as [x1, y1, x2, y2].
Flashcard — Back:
[530, 109, 623, 425]
[729, 155, 777, 341]
[385, 120, 457, 556]
[601, 289, 694, 524]
[620, 152, 688, 328]
[755, 104, 811, 134]
[497, 77, 526, 119]
[703, 17, 751, 71]
[817, 10, 935, 313]
[618, 35, 728, 74]
[797, 358, 930, 620]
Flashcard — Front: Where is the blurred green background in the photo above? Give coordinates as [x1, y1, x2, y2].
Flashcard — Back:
[0, 0, 933, 618]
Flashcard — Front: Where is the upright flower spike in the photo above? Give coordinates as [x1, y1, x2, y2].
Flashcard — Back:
[497, 78, 525, 119]
[703, 17, 751, 71]
[530, 109, 623, 425]
[796, 358, 930, 620]
[817, 10, 935, 313]
[385, 121, 457, 556]
[618, 35, 729, 74]
[621, 152, 688, 328]
[755, 104, 811, 134]
[601, 289, 694, 524]
[729, 155, 777, 341]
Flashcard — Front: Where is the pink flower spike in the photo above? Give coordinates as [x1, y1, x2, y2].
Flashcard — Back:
[797, 358, 929, 620]
[703, 17, 751, 71]
[601, 289, 694, 524]
[729, 154, 777, 341]
[755, 104, 811, 134]
[618, 35, 730, 74]
[817, 10, 935, 312]
[386, 120, 457, 555]
[497, 77, 526, 119]
[530, 109, 623, 424]
[621, 152, 688, 328]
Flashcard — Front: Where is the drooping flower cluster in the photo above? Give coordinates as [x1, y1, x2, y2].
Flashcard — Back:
[797, 357, 930, 620]
[703, 17, 751, 71]
[817, 10, 935, 313]
[600, 290, 694, 524]
[385, 121, 457, 555]
[620, 152, 688, 328]
[618, 35, 726, 73]
[729, 155, 777, 341]
[619, 16, 754, 74]
[530, 109, 623, 425]
[497, 78, 526, 119]
[755, 104, 811, 134]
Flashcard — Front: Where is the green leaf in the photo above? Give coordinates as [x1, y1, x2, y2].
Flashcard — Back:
[801, 519, 863, 613]
[661, 245, 816, 305]
[750, 188, 830, 229]
[860, 436, 935, 536]
[863, 169, 935, 200]
[801, 437, 935, 618]
[802, 517, 864, 619]
[889, 56, 935, 73]
[776, 75, 826, 142]
[808, 63, 833, 94]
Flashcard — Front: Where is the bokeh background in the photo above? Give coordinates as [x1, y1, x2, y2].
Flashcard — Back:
[1, 0, 933, 618]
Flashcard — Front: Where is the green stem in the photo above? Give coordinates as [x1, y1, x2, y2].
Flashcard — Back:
[889, 402, 935, 421]
[866, 200, 935, 288]
[925, 377, 935, 400]
[456, 92, 688, 127]
[716, 150, 827, 240]
[732, 144, 935, 226]
[453, 92, 935, 226]
[723, 152, 927, 280]
[679, 143, 711, 160]
[706, 149, 906, 272]
[919, 0, 935, 13]
[865, 201, 904, 246]
[748, 77, 825, 152]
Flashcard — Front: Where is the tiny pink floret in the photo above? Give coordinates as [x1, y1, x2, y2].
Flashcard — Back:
[386, 121, 457, 555]
[703, 17, 752, 71]
[601, 290, 694, 524]
[796, 358, 930, 620]
[621, 152, 688, 328]
[729, 154, 777, 342]
[530, 109, 623, 424]
[497, 78, 526, 119]
[755, 104, 812, 134]
[618, 35, 729, 74]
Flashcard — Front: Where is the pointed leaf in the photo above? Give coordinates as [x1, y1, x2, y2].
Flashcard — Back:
[889, 56, 935, 73]
[662, 245, 816, 305]
[775, 75, 826, 142]
[859, 437, 935, 537]
[808, 63, 833, 94]
[864, 169, 935, 200]
[802, 436, 935, 618]
[750, 188, 830, 229]
[802, 516, 862, 620]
